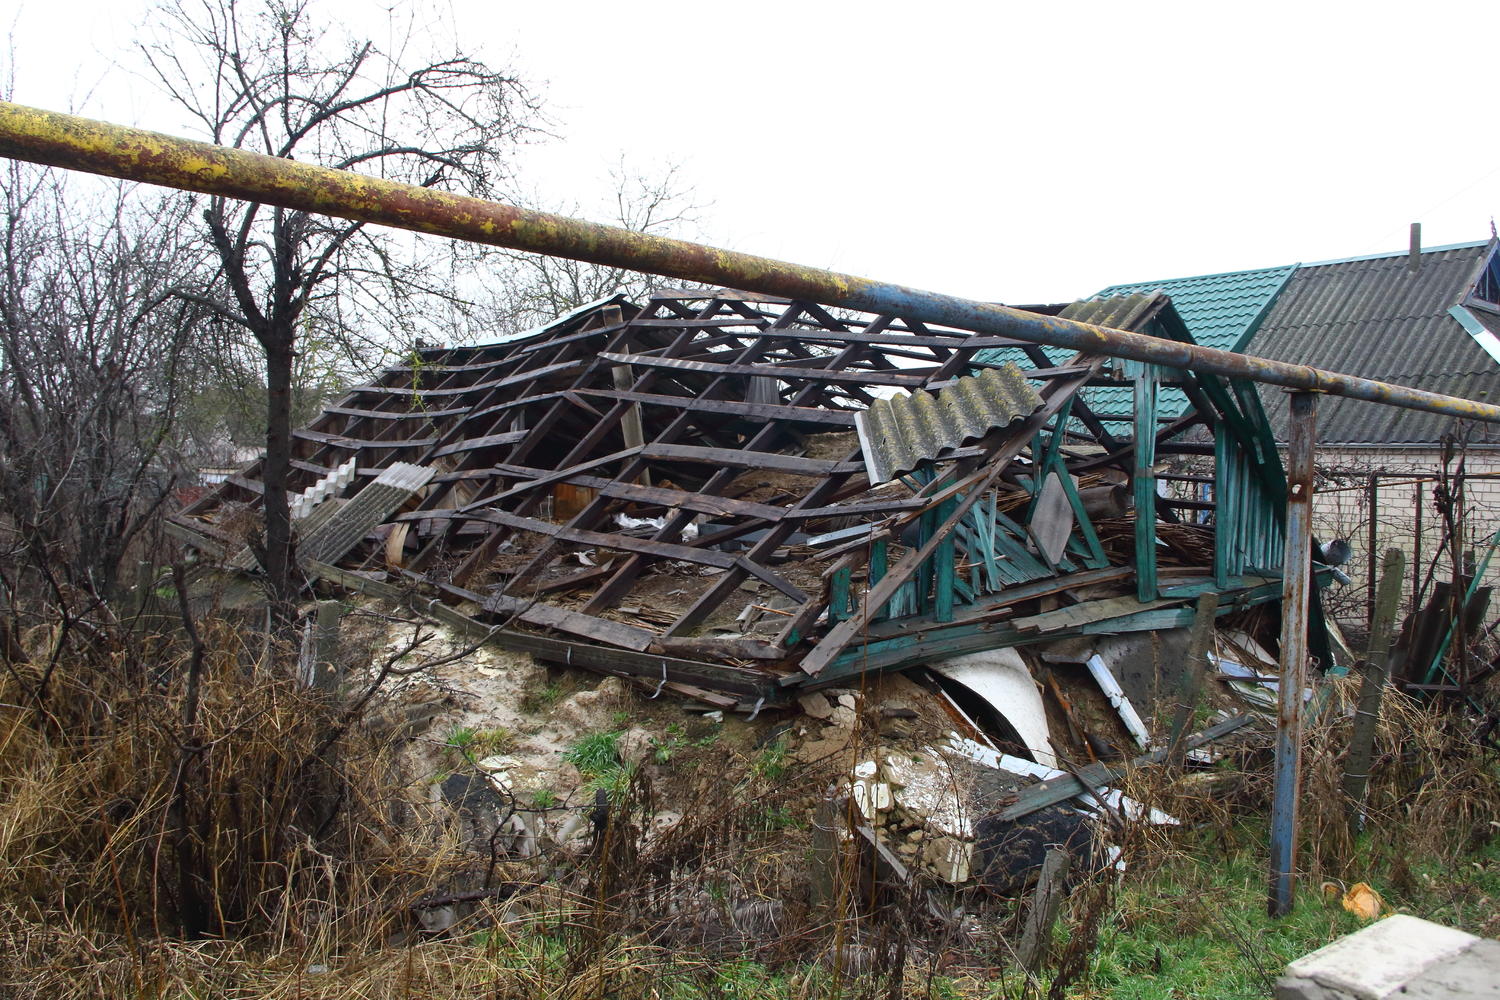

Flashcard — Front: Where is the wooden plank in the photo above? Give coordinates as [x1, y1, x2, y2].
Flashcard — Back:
[461, 507, 738, 568]
[597, 351, 936, 387]
[1012, 594, 1186, 634]
[785, 497, 927, 519]
[163, 517, 235, 557]
[862, 567, 1132, 640]
[324, 403, 469, 420]
[576, 387, 858, 426]
[934, 497, 957, 623]
[995, 715, 1254, 822]
[374, 357, 590, 397]
[1053, 463, 1109, 570]
[453, 447, 643, 511]
[649, 635, 784, 661]
[1018, 849, 1071, 972]
[294, 428, 437, 449]
[598, 480, 790, 521]
[540, 311, 839, 614]
[735, 556, 810, 605]
[799, 362, 1101, 676]
[429, 430, 528, 458]
[828, 554, 855, 624]
[1341, 548, 1405, 834]
[484, 592, 658, 652]
[306, 560, 779, 699]
[640, 443, 864, 476]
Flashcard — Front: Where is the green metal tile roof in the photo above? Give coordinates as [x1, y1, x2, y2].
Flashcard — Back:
[973, 263, 1296, 434]
[1096, 263, 1297, 354]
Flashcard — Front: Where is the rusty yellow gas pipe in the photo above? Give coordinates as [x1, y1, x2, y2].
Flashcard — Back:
[2, 99, 1497, 424]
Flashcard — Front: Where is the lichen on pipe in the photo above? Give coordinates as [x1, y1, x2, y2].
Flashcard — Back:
[3, 99, 1499, 425]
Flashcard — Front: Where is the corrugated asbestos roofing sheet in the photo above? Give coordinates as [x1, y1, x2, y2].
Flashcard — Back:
[974, 292, 1189, 434]
[855, 363, 1044, 483]
[1041, 294, 1179, 424]
[1248, 241, 1500, 445]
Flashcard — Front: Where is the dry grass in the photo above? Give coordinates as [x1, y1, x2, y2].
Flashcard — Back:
[1, 596, 1497, 999]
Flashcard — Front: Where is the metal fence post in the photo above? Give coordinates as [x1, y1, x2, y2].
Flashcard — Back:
[1269, 390, 1316, 917]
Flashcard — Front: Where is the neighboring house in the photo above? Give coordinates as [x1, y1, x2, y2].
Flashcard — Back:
[1095, 238, 1500, 625]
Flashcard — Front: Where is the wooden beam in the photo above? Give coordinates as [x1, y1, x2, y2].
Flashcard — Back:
[798, 362, 1100, 676]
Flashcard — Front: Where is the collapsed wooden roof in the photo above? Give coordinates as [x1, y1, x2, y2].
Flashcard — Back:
[172, 290, 1312, 709]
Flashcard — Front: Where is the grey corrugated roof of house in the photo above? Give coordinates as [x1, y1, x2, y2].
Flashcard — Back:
[1249, 240, 1500, 446]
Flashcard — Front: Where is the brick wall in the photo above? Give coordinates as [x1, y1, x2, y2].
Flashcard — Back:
[1158, 446, 1500, 633]
[1304, 446, 1500, 630]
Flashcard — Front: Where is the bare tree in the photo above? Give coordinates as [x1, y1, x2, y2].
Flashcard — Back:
[478, 159, 703, 338]
[142, 0, 541, 630]
[0, 159, 207, 604]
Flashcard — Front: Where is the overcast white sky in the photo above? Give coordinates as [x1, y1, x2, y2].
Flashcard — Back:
[5, 0, 1500, 304]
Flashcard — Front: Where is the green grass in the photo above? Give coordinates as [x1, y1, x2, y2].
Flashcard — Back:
[441, 725, 512, 766]
[443, 725, 477, 750]
[752, 736, 789, 781]
[1082, 824, 1500, 999]
[564, 730, 623, 776]
[522, 681, 566, 714]
[564, 730, 634, 801]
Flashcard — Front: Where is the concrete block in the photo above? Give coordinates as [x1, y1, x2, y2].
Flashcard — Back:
[1397, 938, 1500, 999]
[1280, 915, 1481, 999]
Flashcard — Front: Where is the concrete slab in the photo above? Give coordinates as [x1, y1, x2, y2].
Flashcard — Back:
[1397, 938, 1500, 999]
[1276, 915, 1487, 1000]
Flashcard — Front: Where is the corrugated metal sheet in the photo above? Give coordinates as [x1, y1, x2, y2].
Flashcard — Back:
[1249, 241, 1500, 444]
[855, 364, 1044, 483]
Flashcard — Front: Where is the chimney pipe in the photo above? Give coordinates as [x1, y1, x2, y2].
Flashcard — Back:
[1408, 222, 1421, 272]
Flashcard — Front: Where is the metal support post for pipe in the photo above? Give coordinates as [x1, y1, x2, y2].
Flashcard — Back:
[1269, 390, 1316, 918]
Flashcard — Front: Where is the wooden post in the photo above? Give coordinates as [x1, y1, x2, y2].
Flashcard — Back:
[1133, 363, 1159, 602]
[934, 497, 957, 623]
[1412, 480, 1423, 611]
[868, 537, 888, 623]
[1018, 847, 1072, 972]
[611, 363, 650, 487]
[1166, 592, 1220, 768]
[300, 600, 345, 690]
[828, 558, 854, 624]
[1343, 548, 1404, 835]
[809, 798, 840, 913]
[1366, 473, 1379, 631]
[1269, 390, 1316, 918]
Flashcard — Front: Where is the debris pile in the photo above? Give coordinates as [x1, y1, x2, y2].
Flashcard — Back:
[173, 289, 1338, 711]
